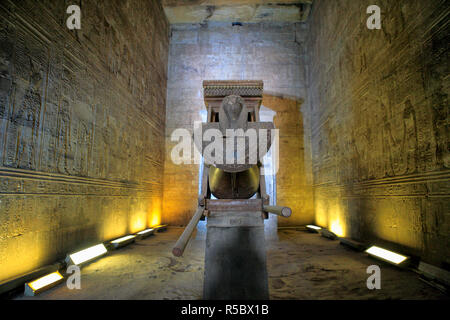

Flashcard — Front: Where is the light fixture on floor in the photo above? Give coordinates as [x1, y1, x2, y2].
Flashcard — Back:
[365, 246, 409, 266]
[66, 244, 108, 266]
[154, 224, 167, 232]
[306, 225, 321, 233]
[339, 237, 366, 251]
[110, 235, 136, 249]
[24, 271, 64, 296]
[136, 228, 155, 239]
[418, 261, 450, 288]
[320, 228, 338, 240]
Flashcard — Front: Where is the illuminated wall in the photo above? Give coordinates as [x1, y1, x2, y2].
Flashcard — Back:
[163, 22, 314, 226]
[306, 0, 449, 266]
[0, 0, 169, 282]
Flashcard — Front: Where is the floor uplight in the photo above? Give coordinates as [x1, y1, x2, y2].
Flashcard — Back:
[306, 225, 321, 233]
[24, 271, 64, 296]
[110, 235, 136, 249]
[66, 244, 108, 266]
[320, 228, 338, 240]
[365, 246, 408, 265]
[136, 228, 155, 239]
[153, 224, 167, 232]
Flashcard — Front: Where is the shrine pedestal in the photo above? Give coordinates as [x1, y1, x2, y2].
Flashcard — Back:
[203, 210, 269, 300]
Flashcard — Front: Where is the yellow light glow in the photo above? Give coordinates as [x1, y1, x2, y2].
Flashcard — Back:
[111, 235, 136, 244]
[365, 246, 408, 264]
[28, 271, 63, 291]
[315, 201, 328, 227]
[149, 214, 161, 228]
[330, 219, 344, 237]
[68, 244, 107, 265]
[130, 211, 147, 234]
[137, 228, 154, 235]
[306, 225, 321, 230]
[149, 197, 162, 227]
[102, 212, 127, 241]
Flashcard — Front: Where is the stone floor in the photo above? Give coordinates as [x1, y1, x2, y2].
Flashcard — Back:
[16, 228, 448, 300]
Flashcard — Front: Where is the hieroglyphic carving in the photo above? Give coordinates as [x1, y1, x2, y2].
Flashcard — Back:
[307, 0, 449, 266]
[0, 0, 169, 282]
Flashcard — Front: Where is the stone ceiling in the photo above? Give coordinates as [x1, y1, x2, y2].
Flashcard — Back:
[162, 0, 313, 24]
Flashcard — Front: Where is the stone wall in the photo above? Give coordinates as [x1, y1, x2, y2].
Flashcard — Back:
[306, 0, 449, 266]
[163, 22, 314, 227]
[0, 0, 169, 282]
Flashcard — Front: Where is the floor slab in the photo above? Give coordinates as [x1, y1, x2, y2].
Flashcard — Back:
[15, 228, 448, 300]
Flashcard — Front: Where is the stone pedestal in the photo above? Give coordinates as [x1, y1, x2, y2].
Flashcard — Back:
[203, 210, 269, 300]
